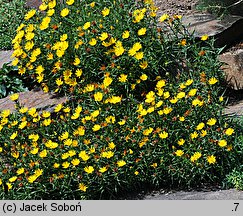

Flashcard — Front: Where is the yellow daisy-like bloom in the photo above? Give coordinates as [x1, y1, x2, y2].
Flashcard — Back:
[218, 139, 227, 147]
[90, 2, 95, 7]
[43, 118, 51, 127]
[62, 161, 70, 169]
[103, 76, 113, 88]
[24, 9, 36, 20]
[73, 57, 81, 66]
[134, 171, 139, 175]
[114, 41, 125, 56]
[159, 14, 169, 22]
[99, 166, 108, 173]
[143, 127, 153, 136]
[30, 147, 39, 155]
[177, 92, 186, 99]
[89, 38, 97, 46]
[16, 167, 25, 175]
[60, 8, 69, 17]
[190, 152, 202, 162]
[54, 103, 63, 112]
[48, 0, 56, 9]
[138, 27, 146, 36]
[117, 160, 126, 167]
[140, 74, 148, 81]
[134, 52, 144, 60]
[208, 77, 218, 85]
[201, 130, 207, 137]
[9, 176, 17, 183]
[59, 131, 69, 140]
[207, 118, 217, 126]
[79, 183, 88, 192]
[102, 7, 110, 17]
[39, 3, 48, 11]
[39, 149, 47, 158]
[190, 131, 198, 139]
[225, 128, 234, 136]
[10, 131, 18, 140]
[28, 175, 38, 183]
[66, 0, 74, 5]
[175, 150, 184, 157]
[83, 22, 91, 30]
[75, 69, 83, 77]
[196, 122, 205, 130]
[159, 131, 168, 139]
[139, 61, 148, 69]
[47, 9, 55, 16]
[92, 124, 101, 131]
[71, 158, 80, 166]
[11, 151, 19, 159]
[42, 111, 51, 118]
[207, 155, 216, 164]
[122, 30, 130, 39]
[188, 89, 197, 97]
[79, 151, 90, 161]
[118, 74, 128, 82]
[53, 163, 60, 168]
[177, 138, 185, 146]
[99, 32, 109, 41]
[84, 166, 94, 174]
[201, 34, 209, 41]
[10, 93, 19, 101]
[56, 78, 63, 86]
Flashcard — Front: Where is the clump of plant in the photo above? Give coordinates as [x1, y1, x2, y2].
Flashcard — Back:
[0, 0, 29, 50]
[0, 0, 242, 199]
[0, 63, 30, 99]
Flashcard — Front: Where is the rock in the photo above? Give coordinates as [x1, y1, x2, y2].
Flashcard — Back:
[224, 100, 243, 116]
[218, 49, 243, 90]
[0, 50, 13, 68]
[25, 0, 43, 8]
[182, 13, 243, 47]
[0, 89, 68, 113]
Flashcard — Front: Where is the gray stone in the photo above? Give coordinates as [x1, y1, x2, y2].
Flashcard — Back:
[0, 50, 13, 68]
[218, 49, 243, 90]
[182, 13, 243, 47]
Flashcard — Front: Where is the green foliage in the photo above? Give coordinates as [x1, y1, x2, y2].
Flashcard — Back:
[0, 0, 29, 50]
[0, 63, 29, 99]
[0, 0, 242, 199]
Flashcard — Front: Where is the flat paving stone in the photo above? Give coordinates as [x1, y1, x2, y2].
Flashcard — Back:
[0, 50, 13, 68]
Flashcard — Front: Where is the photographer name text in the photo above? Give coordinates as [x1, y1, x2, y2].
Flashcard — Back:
[2, 202, 82, 213]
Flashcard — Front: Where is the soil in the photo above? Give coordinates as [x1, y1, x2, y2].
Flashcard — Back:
[153, 0, 200, 16]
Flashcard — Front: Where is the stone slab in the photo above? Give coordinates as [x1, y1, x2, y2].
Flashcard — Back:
[0, 50, 13, 68]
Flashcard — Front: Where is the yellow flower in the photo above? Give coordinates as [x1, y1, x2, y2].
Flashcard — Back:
[99, 166, 108, 173]
[143, 127, 153, 136]
[196, 122, 205, 130]
[190, 152, 202, 162]
[207, 118, 217, 126]
[94, 92, 103, 102]
[90, 2, 95, 7]
[42, 111, 51, 118]
[48, 0, 56, 9]
[9, 176, 17, 183]
[118, 119, 126, 125]
[53, 163, 60, 168]
[190, 131, 198, 139]
[175, 150, 184, 157]
[89, 38, 97, 46]
[159, 131, 168, 139]
[138, 28, 146, 36]
[118, 74, 128, 82]
[207, 155, 216, 164]
[177, 92, 186, 99]
[62, 161, 70, 169]
[218, 139, 227, 147]
[24, 9, 36, 20]
[75, 69, 83, 77]
[28, 175, 38, 183]
[83, 22, 91, 30]
[45, 140, 58, 149]
[59, 131, 69, 140]
[134, 171, 139, 175]
[11, 151, 19, 159]
[54, 103, 63, 112]
[188, 89, 197, 97]
[114, 41, 125, 56]
[56, 78, 63, 86]
[92, 124, 101, 131]
[99, 32, 109, 41]
[140, 74, 148, 81]
[201, 130, 207, 137]
[10, 131, 18, 140]
[225, 128, 234, 136]
[79, 183, 88, 192]
[117, 160, 126, 167]
[139, 61, 148, 69]
[134, 52, 144, 60]
[201, 34, 209, 41]
[18, 121, 27, 129]
[43, 118, 51, 126]
[208, 77, 218, 85]
[79, 151, 90, 161]
[185, 79, 193, 86]
[60, 8, 69, 17]
[16, 168, 25, 175]
[84, 166, 94, 174]
[122, 30, 130, 39]
[39, 3, 48, 11]
[177, 139, 185, 146]
[71, 158, 80, 166]
[39, 149, 47, 158]
[73, 57, 81, 66]
[159, 14, 169, 22]
[66, 0, 74, 5]
[102, 7, 110, 17]
[30, 147, 39, 155]
[47, 9, 55, 16]
[10, 93, 19, 101]
[103, 76, 113, 88]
